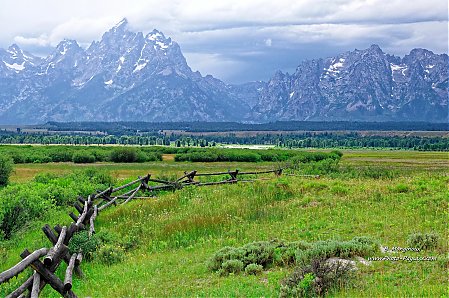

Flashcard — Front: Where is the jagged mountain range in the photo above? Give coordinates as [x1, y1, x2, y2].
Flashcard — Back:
[0, 18, 447, 124]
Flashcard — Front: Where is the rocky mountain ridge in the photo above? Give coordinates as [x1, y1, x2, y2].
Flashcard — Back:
[252, 45, 447, 122]
[0, 19, 447, 124]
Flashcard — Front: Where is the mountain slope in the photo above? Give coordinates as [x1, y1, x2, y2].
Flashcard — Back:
[0, 20, 447, 124]
[251, 45, 448, 122]
[0, 19, 250, 124]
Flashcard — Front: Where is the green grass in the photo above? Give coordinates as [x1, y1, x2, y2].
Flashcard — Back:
[1, 149, 447, 297]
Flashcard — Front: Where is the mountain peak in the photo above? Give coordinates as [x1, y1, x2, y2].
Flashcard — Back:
[408, 48, 434, 57]
[7, 44, 22, 54]
[367, 44, 384, 54]
[109, 18, 129, 34]
[55, 39, 81, 55]
[146, 29, 166, 41]
[115, 18, 128, 28]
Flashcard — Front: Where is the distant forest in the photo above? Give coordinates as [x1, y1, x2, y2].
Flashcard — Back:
[38, 121, 449, 134]
[0, 131, 447, 151]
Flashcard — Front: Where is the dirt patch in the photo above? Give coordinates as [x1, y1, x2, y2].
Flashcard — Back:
[162, 154, 176, 161]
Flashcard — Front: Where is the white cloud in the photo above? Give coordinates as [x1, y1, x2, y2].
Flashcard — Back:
[0, 0, 447, 82]
[184, 52, 246, 81]
[14, 34, 50, 47]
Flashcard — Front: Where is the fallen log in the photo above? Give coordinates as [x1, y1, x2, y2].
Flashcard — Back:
[238, 169, 282, 175]
[20, 249, 77, 298]
[44, 226, 67, 267]
[89, 206, 98, 237]
[111, 177, 144, 193]
[75, 253, 82, 266]
[94, 186, 113, 199]
[196, 180, 237, 186]
[42, 224, 83, 277]
[69, 212, 78, 223]
[123, 185, 142, 205]
[30, 271, 40, 298]
[73, 202, 83, 214]
[64, 254, 77, 292]
[0, 248, 49, 284]
[76, 202, 88, 226]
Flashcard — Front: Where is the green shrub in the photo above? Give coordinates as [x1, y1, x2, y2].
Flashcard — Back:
[49, 151, 73, 162]
[295, 237, 378, 265]
[91, 150, 109, 162]
[0, 185, 52, 239]
[280, 257, 354, 297]
[330, 150, 343, 158]
[245, 263, 263, 275]
[148, 152, 163, 161]
[0, 169, 114, 239]
[110, 147, 138, 162]
[407, 233, 439, 250]
[135, 151, 162, 162]
[391, 183, 409, 193]
[95, 230, 119, 244]
[220, 259, 244, 275]
[81, 168, 115, 186]
[97, 244, 125, 265]
[0, 155, 14, 186]
[68, 230, 101, 261]
[300, 159, 340, 175]
[72, 151, 96, 163]
[34, 173, 60, 184]
[208, 240, 311, 273]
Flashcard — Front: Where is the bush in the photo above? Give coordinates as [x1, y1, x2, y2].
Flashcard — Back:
[407, 233, 439, 250]
[0, 184, 52, 239]
[110, 147, 138, 163]
[68, 230, 101, 261]
[72, 151, 96, 163]
[280, 257, 354, 297]
[97, 244, 125, 265]
[0, 169, 114, 239]
[34, 173, 60, 184]
[208, 240, 311, 273]
[220, 259, 244, 275]
[174, 149, 264, 162]
[81, 168, 115, 186]
[0, 155, 13, 186]
[330, 150, 343, 158]
[91, 150, 109, 162]
[135, 151, 162, 162]
[391, 183, 409, 193]
[295, 237, 378, 265]
[245, 263, 263, 275]
[49, 151, 73, 162]
[300, 159, 340, 175]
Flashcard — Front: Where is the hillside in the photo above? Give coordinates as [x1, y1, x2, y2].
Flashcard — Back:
[0, 19, 447, 124]
[0, 149, 446, 297]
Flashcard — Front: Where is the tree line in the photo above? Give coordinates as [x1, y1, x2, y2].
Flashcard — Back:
[0, 132, 447, 151]
[39, 120, 448, 133]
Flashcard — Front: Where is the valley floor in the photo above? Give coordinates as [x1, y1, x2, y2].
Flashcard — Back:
[1, 149, 447, 297]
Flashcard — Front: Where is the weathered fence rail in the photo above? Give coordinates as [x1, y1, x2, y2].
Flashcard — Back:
[1, 167, 284, 297]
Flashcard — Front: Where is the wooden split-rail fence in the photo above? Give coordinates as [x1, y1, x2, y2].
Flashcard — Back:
[0, 167, 285, 297]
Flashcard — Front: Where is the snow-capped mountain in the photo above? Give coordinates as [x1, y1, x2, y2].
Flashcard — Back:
[0, 19, 447, 124]
[251, 44, 448, 122]
[0, 19, 249, 124]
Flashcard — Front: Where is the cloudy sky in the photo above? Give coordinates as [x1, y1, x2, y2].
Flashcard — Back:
[0, 0, 447, 83]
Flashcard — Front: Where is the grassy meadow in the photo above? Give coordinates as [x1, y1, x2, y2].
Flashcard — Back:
[0, 149, 447, 297]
